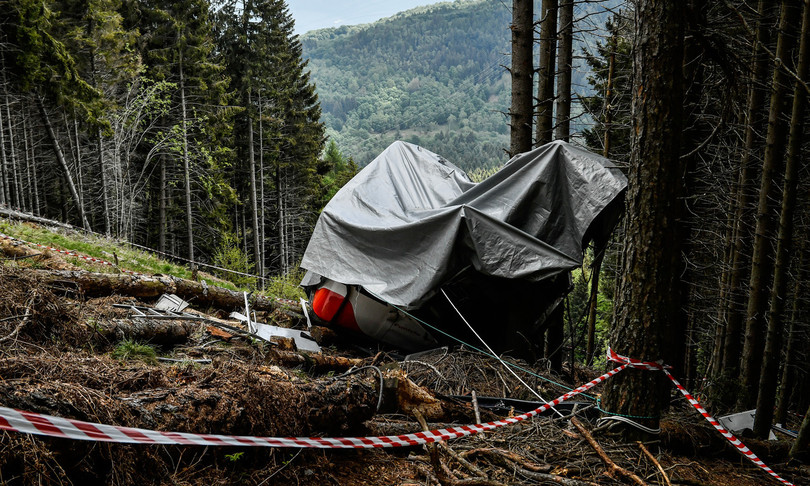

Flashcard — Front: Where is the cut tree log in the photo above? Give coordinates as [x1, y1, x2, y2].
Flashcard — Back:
[96, 318, 198, 345]
[25, 269, 293, 313]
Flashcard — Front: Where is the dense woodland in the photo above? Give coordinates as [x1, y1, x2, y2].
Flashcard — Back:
[1, 0, 810, 465]
[523, 0, 810, 453]
[0, 0, 356, 282]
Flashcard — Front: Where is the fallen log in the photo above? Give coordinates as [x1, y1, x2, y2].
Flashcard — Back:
[0, 206, 74, 229]
[26, 269, 293, 313]
[95, 318, 198, 346]
[270, 348, 363, 371]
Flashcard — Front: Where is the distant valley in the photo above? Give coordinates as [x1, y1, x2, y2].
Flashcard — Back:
[301, 0, 603, 171]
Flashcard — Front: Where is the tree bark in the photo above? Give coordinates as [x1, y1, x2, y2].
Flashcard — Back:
[36, 97, 91, 231]
[554, 0, 574, 142]
[739, 0, 800, 410]
[509, 0, 534, 156]
[535, 0, 557, 147]
[601, 0, 684, 438]
[753, 0, 809, 437]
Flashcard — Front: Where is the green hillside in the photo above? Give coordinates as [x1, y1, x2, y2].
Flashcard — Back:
[301, 0, 513, 171]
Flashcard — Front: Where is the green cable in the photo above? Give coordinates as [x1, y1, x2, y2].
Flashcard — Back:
[390, 303, 598, 401]
[595, 397, 659, 420]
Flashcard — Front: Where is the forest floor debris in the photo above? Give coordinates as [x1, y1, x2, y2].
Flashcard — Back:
[1, 237, 809, 485]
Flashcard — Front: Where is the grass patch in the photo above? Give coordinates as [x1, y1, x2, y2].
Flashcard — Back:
[112, 340, 158, 365]
[0, 219, 308, 299]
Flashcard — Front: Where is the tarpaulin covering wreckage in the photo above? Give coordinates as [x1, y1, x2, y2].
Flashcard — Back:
[301, 140, 627, 357]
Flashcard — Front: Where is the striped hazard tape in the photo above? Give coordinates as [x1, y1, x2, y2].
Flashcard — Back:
[0, 232, 140, 276]
[663, 370, 794, 486]
[607, 348, 794, 486]
[0, 364, 625, 448]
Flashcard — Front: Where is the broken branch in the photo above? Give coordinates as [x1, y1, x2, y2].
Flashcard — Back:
[570, 417, 648, 486]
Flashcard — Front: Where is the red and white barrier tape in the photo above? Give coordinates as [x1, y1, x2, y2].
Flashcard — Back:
[607, 348, 794, 486]
[0, 232, 140, 276]
[0, 365, 625, 448]
[663, 370, 793, 485]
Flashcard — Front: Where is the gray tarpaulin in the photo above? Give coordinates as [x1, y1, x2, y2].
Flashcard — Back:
[301, 140, 627, 309]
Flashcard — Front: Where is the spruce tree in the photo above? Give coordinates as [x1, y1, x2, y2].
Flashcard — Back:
[218, 0, 324, 276]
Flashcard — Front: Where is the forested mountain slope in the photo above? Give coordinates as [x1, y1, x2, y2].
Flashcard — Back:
[301, 0, 512, 171]
[301, 0, 599, 170]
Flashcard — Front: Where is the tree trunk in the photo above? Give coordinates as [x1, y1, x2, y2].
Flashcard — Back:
[36, 97, 91, 231]
[0, 90, 9, 206]
[719, 0, 776, 387]
[602, 27, 617, 158]
[98, 127, 111, 235]
[535, 0, 557, 146]
[601, 0, 684, 438]
[276, 165, 288, 274]
[26, 114, 40, 216]
[159, 154, 167, 253]
[7, 98, 21, 210]
[247, 92, 261, 280]
[509, 0, 534, 156]
[179, 54, 195, 266]
[585, 241, 604, 366]
[545, 303, 564, 372]
[258, 91, 265, 287]
[774, 239, 806, 426]
[554, 0, 574, 142]
[790, 401, 810, 460]
[22, 115, 33, 212]
[753, 0, 809, 438]
[71, 116, 83, 213]
[739, 0, 800, 410]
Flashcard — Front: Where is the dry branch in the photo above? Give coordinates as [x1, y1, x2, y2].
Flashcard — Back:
[571, 417, 648, 486]
[638, 441, 672, 486]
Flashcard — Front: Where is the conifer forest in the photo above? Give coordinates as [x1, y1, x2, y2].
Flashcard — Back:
[1, 0, 810, 484]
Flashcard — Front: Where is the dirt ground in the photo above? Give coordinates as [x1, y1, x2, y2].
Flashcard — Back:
[0, 247, 808, 485]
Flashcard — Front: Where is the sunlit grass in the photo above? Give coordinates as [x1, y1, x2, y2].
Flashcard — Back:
[0, 219, 307, 301]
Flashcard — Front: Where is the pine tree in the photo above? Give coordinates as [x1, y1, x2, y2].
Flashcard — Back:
[218, 0, 324, 276]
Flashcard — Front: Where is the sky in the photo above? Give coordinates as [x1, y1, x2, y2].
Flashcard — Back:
[286, 0, 451, 35]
